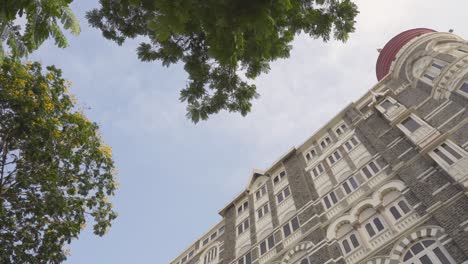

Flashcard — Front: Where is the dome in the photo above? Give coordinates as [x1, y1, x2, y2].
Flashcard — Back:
[376, 28, 436, 81]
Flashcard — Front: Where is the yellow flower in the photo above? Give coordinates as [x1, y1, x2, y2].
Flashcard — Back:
[99, 144, 113, 159]
[46, 72, 54, 81]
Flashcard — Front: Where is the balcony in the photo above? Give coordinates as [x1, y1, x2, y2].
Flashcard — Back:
[345, 247, 367, 264]
[394, 212, 420, 232]
[283, 229, 302, 248]
[258, 248, 276, 264]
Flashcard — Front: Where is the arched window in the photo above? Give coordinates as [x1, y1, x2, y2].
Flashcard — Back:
[337, 223, 361, 255]
[389, 200, 411, 220]
[402, 239, 455, 264]
[204, 246, 219, 264]
[299, 258, 310, 264]
[364, 216, 385, 238]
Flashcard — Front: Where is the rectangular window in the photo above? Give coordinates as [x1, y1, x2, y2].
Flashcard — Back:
[380, 99, 394, 111]
[218, 226, 225, 234]
[323, 191, 339, 209]
[320, 136, 332, 149]
[336, 123, 347, 136]
[273, 171, 287, 185]
[259, 235, 275, 255]
[210, 232, 217, 240]
[257, 203, 270, 219]
[305, 149, 317, 161]
[255, 184, 267, 200]
[237, 201, 249, 215]
[433, 142, 464, 166]
[237, 219, 250, 235]
[360, 160, 381, 179]
[282, 216, 300, 238]
[238, 252, 251, 264]
[401, 116, 421, 133]
[276, 186, 291, 204]
[342, 176, 359, 194]
[432, 63, 443, 70]
[203, 238, 209, 246]
[423, 73, 435, 81]
[312, 162, 325, 177]
[460, 82, 468, 95]
[328, 150, 342, 165]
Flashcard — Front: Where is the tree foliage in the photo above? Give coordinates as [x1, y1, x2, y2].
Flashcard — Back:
[0, 0, 80, 60]
[87, 0, 358, 122]
[0, 58, 117, 263]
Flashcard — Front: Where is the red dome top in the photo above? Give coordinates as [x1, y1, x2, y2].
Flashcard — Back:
[376, 28, 436, 81]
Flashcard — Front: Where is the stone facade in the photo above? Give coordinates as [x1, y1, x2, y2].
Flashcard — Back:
[170, 29, 468, 264]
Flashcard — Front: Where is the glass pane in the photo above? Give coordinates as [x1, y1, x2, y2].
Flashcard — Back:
[345, 142, 353, 151]
[461, 82, 468, 94]
[424, 73, 435, 81]
[342, 239, 351, 253]
[321, 141, 326, 148]
[350, 177, 358, 189]
[434, 148, 454, 165]
[330, 192, 338, 203]
[369, 162, 380, 174]
[324, 196, 331, 209]
[343, 182, 351, 194]
[362, 167, 372, 178]
[284, 187, 290, 197]
[260, 241, 267, 254]
[318, 163, 324, 173]
[291, 217, 300, 231]
[351, 137, 359, 146]
[380, 100, 394, 110]
[402, 117, 421, 133]
[422, 240, 435, 248]
[350, 234, 360, 248]
[441, 143, 462, 160]
[300, 258, 310, 264]
[238, 225, 242, 234]
[258, 209, 263, 219]
[326, 137, 331, 144]
[432, 63, 443, 69]
[264, 204, 269, 214]
[329, 155, 335, 164]
[390, 206, 402, 220]
[245, 219, 249, 229]
[365, 223, 375, 237]
[267, 235, 275, 249]
[245, 252, 251, 264]
[313, 168, 319, 177]
[433, 247, 452, 264]
[419, 255, 433, 264]
[277, 193, 284, 203]
[411, 242, 424, 255]
[334, 151, 341, 160]
[238, 257, 244, 264]
[399, 200, 411, 214]
[403, 251, 413, 261]
[374, 217, 384, 231]
[283, 224, 291, 238]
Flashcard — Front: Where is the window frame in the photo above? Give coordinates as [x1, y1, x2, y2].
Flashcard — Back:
[255, 184, 267, 201]
[276, 186, 291, 204]
[342, 176, 359, 195]
[360, 160, 381, 179]
[237, 200, 249, 215]
[323, 190, 339, 209]
[237, 252, 252, 264]
[364, 216, 386, 238]
[401, 116, 422, 133]
[327, 149, 342, 166]
[273, 171, 287, 185]
[282, 216, 300, 238]
[431, 141, 465, 167]
[340, 232, 360, 255]
[237, 218, 250, 236]
[335, 123, 348, 136]
[259, 234, 276, 256]
[311, 162, 325, 177]
[257, 202, 270, 220]
[344, 136, 360, 152]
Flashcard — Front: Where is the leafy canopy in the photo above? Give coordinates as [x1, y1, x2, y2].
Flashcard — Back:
[0, 0, 80, 59]
[87, 0, 358, 122]
[0, 58, 117, 263]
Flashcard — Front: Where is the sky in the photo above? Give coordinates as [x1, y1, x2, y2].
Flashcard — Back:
[26, 1, 468, 263]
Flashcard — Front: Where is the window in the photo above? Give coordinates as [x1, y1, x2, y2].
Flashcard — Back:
[255, 184, 267, 200]
[273, 171, 286, 185]
[432, 142, 464, 166]
[336, 123, 347, 136]
[237, 219, 250, 235]
[432, 63, 443, 70]
[320, 136, 332, 149]
[389, 200, 411, 220]
[259, 235, 275, 255]
[181, 256, 187, 263]
[300, 258, 310, 264]
[401, 116, 421, 133]
[312, 162, 325, 177]
[305, 149, 317, 162]
[364, 217, 385, 238]
[360, 160, 381, 179]
[237, 201, 249, 215]
[402, 239, 455, 264]
[380, 99, 394, 111]
[238, 252, 251, 264]
[204, 246, 218, 264]
[422, 61, 447, 83]
[257, 203, 270, 219]
[342, 176, 359, 195]
[218, 226, 225, 234]
[202, 238, 209, 246]
[460, 82, 468, 95]
[341, 233, 360, 254]
[323, 191, 339, 209]
[210, 232, 217, 240]
[344, 136, 360, 152]
[282, 216, 300, 238]
[189, 250, 194, 257]
[276, 186, 291, 204]
[327, 150, 342, 165]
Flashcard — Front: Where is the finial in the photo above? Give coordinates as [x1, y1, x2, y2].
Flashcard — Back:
[449, 29, 454, 33]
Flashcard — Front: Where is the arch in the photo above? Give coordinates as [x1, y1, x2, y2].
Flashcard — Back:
[349, 198, 380, 219]
[388, 225, 446, 261]
[280, 241, 314, 264]
[257, 226, 273, 242]
[200, 242, 221, 264]
[372, 180, 406, 203]
[326, 214, 355, 240]
[279, 208, 297, 224]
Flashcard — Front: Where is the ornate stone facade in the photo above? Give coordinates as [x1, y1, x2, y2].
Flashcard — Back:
[170, 29, 468, 264]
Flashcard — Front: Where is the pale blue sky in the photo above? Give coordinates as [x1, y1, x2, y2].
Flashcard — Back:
[28, 1, 468, 263]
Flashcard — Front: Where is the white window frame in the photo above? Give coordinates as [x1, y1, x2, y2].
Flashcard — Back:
[344, 136, 360, 152]
[237, 200, 249, 215]
[422, 60, 447, 84]
[276, 186, 291, 204]
[323, 190, 339, 209]
[402, 239, 456, 264]
[319, 135, 332, 150]
[342, 176, 359, 195]
[259, 234, 275, 256]
[203, 246, 218, 264]
[457, 81, 468, 98]
[340, 232, 361, 255]
[388, 199, 411, 221]
[273, 171, 287, 185]
[255, 184, 267, 201]
[257, 202, 270, 220]
[237, 252, 252, 264]
[400, 115, 422, 134]
[311, 162, 325, 177]
[430, 140, 466, 168]
[282, 216, 300, 238]
[335, 123, 348, 136]
[327, 149, 342, 166]
[237, 218, 250, 235]
[364, 216, 386, 238]
[304, 148, 318, 162]
[360, 160, 381, 179]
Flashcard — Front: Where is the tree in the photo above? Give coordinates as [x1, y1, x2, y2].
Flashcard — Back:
[0, 0, 80, 60]
[0, 58, 117, 263]
[87, 0, 358, 122]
